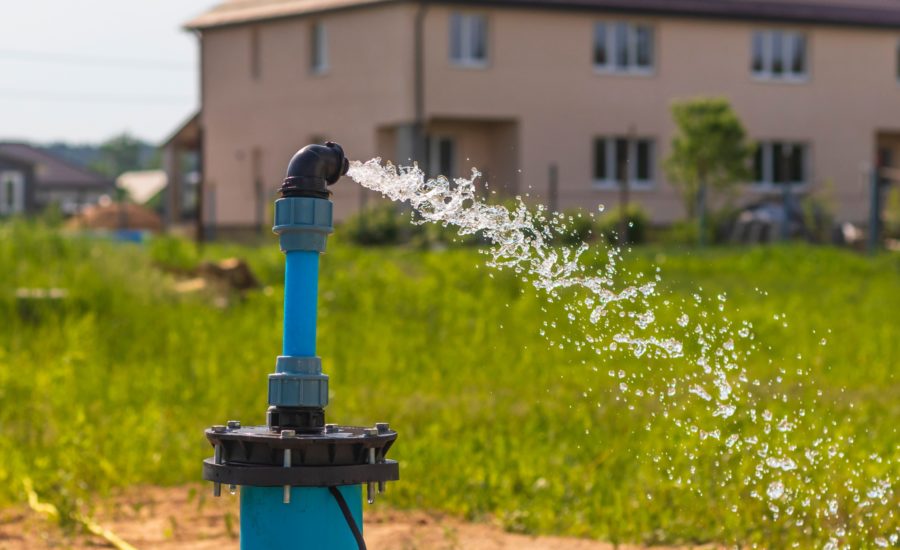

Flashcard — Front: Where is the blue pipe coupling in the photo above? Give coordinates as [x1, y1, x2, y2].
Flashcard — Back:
[268, 356, 328, 408]
[272, 196, 334, 253]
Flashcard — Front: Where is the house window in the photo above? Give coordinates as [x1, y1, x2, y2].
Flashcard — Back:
[594, 22, 654, 73]
[0, 171, 25, 215]
[450, 13, 487, 66]
[311, 22, 328, 73]
[751, 30, 807, 81]
[753, 141, 808, 186]
[426, 136, 455, 178]
[593, 137, 655, 187]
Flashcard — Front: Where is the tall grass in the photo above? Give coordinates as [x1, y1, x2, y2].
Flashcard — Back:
[0, 220, 897, 546]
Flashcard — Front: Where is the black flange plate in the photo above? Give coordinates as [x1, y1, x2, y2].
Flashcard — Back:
[203, 458, 399, 487]
[205, 425, 397, 468]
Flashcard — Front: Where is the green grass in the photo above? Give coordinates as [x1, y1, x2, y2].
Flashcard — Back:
[0, 220, 898, 546]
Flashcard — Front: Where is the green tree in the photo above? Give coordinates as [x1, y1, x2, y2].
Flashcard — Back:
[664, 98, 754, 245]
[89, 133, 144, 179]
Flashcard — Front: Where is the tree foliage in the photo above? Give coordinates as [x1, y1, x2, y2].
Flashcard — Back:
[664, 98, 754, 219]
[88, 133, 159, 179]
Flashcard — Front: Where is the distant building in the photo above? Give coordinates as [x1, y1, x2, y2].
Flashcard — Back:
[177, 0, 900, 236]
[0, 143, 113, 216]
[117, 170, 168, 205]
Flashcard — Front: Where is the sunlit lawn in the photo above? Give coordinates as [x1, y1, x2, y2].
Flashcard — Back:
[0, 220, 897, 546]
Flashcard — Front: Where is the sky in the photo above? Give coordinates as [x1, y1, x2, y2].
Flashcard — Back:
[0, 0, 219, 145]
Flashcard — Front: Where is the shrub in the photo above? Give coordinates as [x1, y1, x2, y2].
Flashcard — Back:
[341, 202, 410, 245]
[555, 209, 595, 246]
[594, 205, 648, 245]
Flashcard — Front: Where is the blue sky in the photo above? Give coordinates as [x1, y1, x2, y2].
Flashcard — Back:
[1, 0, 218, 144]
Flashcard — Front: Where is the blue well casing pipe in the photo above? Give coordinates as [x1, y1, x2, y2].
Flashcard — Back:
[240, 485, 362, 549]
[241, 144, 362, 550]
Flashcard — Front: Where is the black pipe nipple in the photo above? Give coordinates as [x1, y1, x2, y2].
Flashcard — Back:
[279, 141, 349, 199]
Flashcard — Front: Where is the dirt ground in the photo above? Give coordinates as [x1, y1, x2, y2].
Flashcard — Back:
[0, 485, 696, 550]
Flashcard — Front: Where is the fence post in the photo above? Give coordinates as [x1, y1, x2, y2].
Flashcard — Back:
[548, 164, 558, 213]
[868, 167, 882, 254]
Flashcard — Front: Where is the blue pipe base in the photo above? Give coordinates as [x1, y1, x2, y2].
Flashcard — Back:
[240, 485, 363, 550]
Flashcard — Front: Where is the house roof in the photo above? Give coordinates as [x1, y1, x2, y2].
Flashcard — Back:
[117, 170, 168, 204]
[161, 111, 202, 150]
[186, 0, 900, 29]
[185, 0, 392, 29]
[0, 143, 113, 189]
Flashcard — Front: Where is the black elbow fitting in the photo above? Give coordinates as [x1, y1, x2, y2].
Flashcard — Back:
[279, 141, 350, 199]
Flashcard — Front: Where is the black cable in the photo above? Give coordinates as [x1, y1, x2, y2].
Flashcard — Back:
[328, 486, 367, 550]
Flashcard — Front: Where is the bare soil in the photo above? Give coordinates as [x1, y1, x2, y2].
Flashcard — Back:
[0, 485, 696, 549]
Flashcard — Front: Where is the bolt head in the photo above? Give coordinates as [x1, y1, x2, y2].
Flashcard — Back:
[212, 425, 227, 433]
[375, 422, 390, 434]
[324, 424, 338, 434]
[364, 428, 378, 437]
[226, 420, 241, 430]
[281, 429, 296, 438]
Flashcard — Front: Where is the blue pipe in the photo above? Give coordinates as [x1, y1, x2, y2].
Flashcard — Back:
[241, 486, 363, 550]
[283, 250, 320, 357]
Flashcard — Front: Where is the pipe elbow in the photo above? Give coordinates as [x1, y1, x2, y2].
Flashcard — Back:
[280, 141, 350, 199]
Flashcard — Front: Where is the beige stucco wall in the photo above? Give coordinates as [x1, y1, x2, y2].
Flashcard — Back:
[421, 6, 900, 223]
[200, 3, 416, 226]
[200, 3, 900, 228]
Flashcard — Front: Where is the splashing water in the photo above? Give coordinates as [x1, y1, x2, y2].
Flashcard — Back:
[347, 159, 898, 547]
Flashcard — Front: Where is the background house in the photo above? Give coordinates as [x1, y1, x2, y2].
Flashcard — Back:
[177, 0, 900, 238]
[0, 142, 114, 216]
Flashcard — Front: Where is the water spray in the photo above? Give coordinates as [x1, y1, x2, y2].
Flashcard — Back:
[203, 142, 399, 549]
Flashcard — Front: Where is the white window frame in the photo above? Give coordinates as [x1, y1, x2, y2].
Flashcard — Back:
[592, 137, 656, 190]
[751, 141, 810, 191]
[450, 13, 488, 68]
[751, 30, 808, 82]
[593, 21, 655, 75]
[311, 22, 329, 74]
[0, 171, 25, 215]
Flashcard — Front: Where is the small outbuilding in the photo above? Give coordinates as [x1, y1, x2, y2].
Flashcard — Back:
[0, 142, 114, 216]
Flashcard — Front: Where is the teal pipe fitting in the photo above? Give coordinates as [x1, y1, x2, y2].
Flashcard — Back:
[268, 356, 328, 408]
[273, 196, 334, 254]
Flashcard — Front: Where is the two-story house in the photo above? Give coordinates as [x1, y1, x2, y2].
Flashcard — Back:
[175, 0, 900, 236]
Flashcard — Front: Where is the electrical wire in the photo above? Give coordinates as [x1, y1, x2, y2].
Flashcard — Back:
[0, 88, 192, 105]
[0, 48, 193, 71]
[328, 486, 367, 550]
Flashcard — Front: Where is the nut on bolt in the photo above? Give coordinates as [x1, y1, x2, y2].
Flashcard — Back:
[226, 420, 241, 430]
[375, 422, 390, 434]
[364, 428, 378, 437]
[324, 424, 338, 434]
[212, 425, 227, 433]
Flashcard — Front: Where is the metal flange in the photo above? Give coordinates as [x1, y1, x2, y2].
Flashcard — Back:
[203, 422, 398, 496]
[203, 459, 399, 487]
